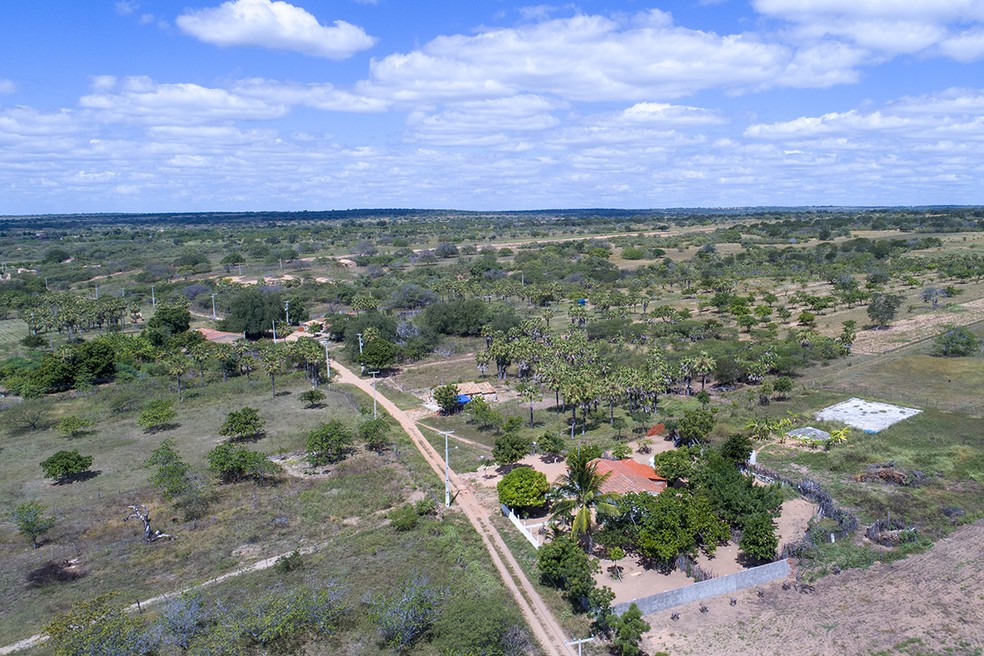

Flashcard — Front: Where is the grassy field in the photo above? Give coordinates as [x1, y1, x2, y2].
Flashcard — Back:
[0, 372, 535, 652]
[748, 330, 984, 538]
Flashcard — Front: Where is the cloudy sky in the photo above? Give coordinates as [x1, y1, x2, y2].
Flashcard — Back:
[2, 0, 984, 214]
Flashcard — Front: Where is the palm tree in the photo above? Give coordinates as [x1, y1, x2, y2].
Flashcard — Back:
[550, 451, 620, 550]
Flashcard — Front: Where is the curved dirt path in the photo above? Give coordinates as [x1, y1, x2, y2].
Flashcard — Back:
[332, 361, 572, 656]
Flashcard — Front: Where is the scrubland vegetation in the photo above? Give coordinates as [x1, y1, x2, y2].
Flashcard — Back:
[1, 207, 982, 654]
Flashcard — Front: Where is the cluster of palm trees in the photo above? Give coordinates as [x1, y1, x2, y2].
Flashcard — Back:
[21, 291, 137, 338]
[475, 320, 723, 432]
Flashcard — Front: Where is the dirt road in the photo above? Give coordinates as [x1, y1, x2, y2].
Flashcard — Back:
[332, 361, 573, 656]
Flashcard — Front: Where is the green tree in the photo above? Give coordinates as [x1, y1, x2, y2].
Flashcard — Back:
[145, 439, 192, 499]
[536, 536, 599, 608]
[932, 324, 980, 357]
[677, 408, 715, 444]
[207, 443, 276, 483]
[137, 399, 177, 432]
[222, 287, 282, 338]
[360, 337, 397, 370]
[145, 304, 191, 346]
[610, 603, 650, 656]
[56, 415, 93, 439]
[720, 433, 753, 465]
[299, 388, 326, 408]
[867, 292, 904, 328]
[538, 431, 566, 459]
[358, 417, 391, 452]
[11, 501, 56, 549]
[40, 450, 93, 484]
[652, 446, 702, 485]
[497, 466, 550, 512]
[218, 406, 264, 441]
[739, 513, 779, 564]
[773, 375, 793, 400]
[306, 420, 354, 466]
[433, 383, 461, 415]
[551, 450, 619, 548]
[493, 429, 532, 466]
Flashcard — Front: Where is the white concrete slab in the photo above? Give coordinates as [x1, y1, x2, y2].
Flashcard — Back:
[815, 397, 921, 433]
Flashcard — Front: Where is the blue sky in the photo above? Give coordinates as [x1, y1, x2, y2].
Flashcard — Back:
[2, 0, 984, 214]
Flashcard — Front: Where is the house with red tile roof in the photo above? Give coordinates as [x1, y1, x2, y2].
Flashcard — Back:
[589, 459, 667, 496]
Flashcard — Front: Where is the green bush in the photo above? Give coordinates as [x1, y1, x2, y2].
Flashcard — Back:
[207, 443, 276, 484]
[40, 450, 93, 483]
[496, 467, 549, 512]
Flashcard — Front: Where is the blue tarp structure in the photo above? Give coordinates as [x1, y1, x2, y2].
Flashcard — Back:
[456, 394, 472, 405]
[577, 298, 587, 305]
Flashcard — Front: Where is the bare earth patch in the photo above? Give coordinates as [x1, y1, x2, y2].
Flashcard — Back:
[645, 520, 984, 656]
[852, 298, 984, 355]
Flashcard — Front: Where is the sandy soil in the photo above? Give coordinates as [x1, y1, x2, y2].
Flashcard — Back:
[852, 297, 984, 355]
[644, 520, 984, 656]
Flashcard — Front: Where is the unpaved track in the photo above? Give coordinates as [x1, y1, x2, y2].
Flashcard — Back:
[333, 361, 572, 656]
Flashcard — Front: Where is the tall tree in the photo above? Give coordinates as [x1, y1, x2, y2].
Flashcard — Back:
[550, 451, 619, 549]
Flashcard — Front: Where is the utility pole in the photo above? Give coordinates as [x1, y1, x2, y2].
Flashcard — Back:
[272, 320, 278, 344]
[442, 430, 455, 507]
[356, 332, 364, 374]
[211, 294, 217, 320]
[284, 299, 290, 326]
[321, 340, 331, 383]
[151, 285, 156, 307]
[369, 370, 379, 419]
[95, 285, 99, 299]
[238, 263, 243, 276]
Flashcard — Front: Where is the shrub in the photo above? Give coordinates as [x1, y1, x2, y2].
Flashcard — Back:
[536, 537, 598, 608]
[931, 324, 980, 357]
[274, 550, 304, 574]
[370, 576, 446, 652]
[138, 399, 177, 432]
[299, 389, 326, 408]
[218, 407, 264, 441]
[207, 443, 276, 483]
[11, 501, 56, 549]
[306, 420, 354, 466]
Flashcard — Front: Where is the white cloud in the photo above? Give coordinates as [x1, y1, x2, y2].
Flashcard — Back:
[359, 12, 852, 105]
[620, 103, 726, 126]
[115, 1, 137, 16]
[939, 29, 984, 61]
[79, 76, 288, 123]
[231, 78, 388, 112]
[0, 79, 16, 94]
[754, 0, 984, 59]
[176, 0, 376, 59]
[406, 95, 560, 145]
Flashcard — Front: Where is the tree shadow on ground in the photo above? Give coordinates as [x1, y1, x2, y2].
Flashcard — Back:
[52, 470, 101, 485]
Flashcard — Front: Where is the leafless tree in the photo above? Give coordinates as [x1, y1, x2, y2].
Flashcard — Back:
[124, 505, 174, 543]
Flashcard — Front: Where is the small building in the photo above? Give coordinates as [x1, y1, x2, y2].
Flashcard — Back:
[590, 459, 668, 496]
[456, 381, 497, 400]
